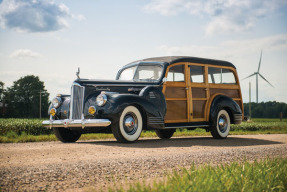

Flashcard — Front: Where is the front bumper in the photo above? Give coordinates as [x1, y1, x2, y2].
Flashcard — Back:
[42, 118, 111, 129]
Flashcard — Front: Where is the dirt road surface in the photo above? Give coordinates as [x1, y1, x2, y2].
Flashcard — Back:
[1, 134, 287, 191]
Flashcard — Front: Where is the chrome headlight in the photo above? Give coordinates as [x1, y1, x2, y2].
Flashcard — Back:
[96, 94, 107, 106]
[52, 97, 62, 108]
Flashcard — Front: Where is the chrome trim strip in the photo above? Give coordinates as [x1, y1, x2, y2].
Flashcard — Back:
[42, 119, 111, 129]
[234, 114, 243, 120]
[69, 84, 75, 120]
[86, 84, 161, 87]
[148, 117, 164, 125]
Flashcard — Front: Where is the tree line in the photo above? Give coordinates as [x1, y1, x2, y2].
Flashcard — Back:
[0, 75, 50, 118]
[243, 102, 287, 119]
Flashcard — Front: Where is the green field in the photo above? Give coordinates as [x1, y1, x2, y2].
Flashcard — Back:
[0, 118, 286, 143]
[109, 158, 287, 192]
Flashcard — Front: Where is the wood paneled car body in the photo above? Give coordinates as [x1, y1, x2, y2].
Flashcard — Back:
[43, 56, 243, 143]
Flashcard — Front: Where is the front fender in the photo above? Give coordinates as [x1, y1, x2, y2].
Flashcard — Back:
[98, 93, 166, 129]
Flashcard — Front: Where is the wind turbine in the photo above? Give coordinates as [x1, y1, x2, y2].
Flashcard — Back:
[242, 51, 274, 103]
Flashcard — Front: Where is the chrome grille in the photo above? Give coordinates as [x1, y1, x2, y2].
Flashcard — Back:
[69, 83, 85, 120]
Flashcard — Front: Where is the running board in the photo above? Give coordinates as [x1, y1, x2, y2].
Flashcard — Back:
[164, 123, 209, 129]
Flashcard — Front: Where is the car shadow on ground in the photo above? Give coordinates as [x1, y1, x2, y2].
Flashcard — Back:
[77, 136, 285, 148]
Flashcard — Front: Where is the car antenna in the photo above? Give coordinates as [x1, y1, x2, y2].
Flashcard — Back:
[76, 67, 80, 79]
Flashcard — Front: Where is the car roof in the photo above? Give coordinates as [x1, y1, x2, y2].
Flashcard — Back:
[124, 56, 236, 69]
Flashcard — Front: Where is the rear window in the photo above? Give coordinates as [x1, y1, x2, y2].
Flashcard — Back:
[208, 67, 236, 84]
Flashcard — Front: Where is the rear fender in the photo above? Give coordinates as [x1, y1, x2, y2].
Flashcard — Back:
[209, 95, 242, 126]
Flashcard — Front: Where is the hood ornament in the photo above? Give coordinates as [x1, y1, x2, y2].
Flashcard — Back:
[76, 67, 80, 79]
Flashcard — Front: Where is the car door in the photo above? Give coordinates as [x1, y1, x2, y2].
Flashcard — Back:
[188, 64, 209, 122]
[162, 63, 189, 123]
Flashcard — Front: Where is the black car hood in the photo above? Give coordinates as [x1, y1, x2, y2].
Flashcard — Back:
[74, 79, 160, 86]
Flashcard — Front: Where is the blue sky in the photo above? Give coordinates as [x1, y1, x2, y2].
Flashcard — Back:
[0, 0, 287, 103]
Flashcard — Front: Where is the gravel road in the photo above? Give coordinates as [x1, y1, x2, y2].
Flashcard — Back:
[1, 134, 287, 191]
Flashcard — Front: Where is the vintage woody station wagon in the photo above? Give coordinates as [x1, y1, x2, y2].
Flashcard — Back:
[43, 56, 243, 143]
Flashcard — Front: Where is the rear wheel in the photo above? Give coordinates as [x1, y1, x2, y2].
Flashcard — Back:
[155, 129, 175, 139]
[210, 109, 230, 139]
[53, 127, 81, 142]
[112, 106, 143, 143]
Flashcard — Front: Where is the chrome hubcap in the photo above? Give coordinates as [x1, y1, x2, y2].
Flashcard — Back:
[123, 112, 138, 135]
[218, 115, 227, 133]
[124, 116, 135, 128]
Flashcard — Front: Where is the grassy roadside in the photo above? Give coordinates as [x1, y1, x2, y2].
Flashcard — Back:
[0, 118, 286, 143]
[108, 158, 287, 192]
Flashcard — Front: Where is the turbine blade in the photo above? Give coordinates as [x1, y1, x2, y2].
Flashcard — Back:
[259, 73, 274, 87]
[258, 50, 262, 72]
[242, 73, 256, 80]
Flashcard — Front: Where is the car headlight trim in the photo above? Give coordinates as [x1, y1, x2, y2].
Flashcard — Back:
[96, 94, 107, 106]
[52, 97, 62, 108]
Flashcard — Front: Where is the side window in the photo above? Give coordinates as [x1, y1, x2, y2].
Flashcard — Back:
[190, 65, 204, 83]
[208, 67, 221, 83]
[222, 68, 236, 84]
[208, 67, 236, 84]
[167, 65, 185, 82]
[136, 65, 163, 80]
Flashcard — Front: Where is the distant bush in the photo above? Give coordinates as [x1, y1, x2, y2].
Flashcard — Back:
[0, 119, 52, 136]
[231, 118, 287, 131]
[5, 130, 18, 138]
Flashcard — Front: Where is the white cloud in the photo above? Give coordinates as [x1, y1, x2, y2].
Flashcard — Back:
[144, 0, 287, 35]
[0, 0, 76, 32]
[72, 14, 86, 21]
[10, 49, 41, 59]
[144, 0, 193, 16]
[157, 34, 287, 59]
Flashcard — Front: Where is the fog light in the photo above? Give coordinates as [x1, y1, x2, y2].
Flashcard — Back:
[88, 106, 96, 115]
[50, 108, 57, 116]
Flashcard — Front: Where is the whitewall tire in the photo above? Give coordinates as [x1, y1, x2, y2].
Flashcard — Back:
[210, 109, 230, 139]
[112, 106, 143, 143]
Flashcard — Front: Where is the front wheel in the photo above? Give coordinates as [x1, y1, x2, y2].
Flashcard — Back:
[53, 127, 81, 143]
[210, 109, 230, 139]
[112, 106, 143, 143]
[155, 129, 175, 139]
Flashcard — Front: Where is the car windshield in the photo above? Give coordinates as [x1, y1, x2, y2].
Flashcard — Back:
[118, 65, 163, 82]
